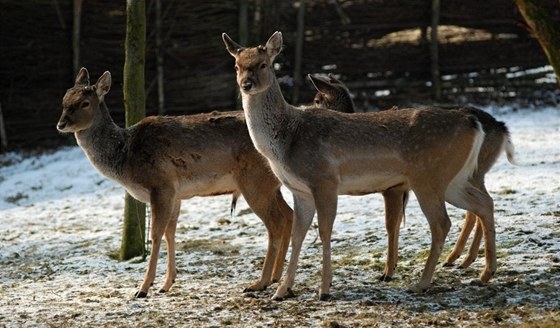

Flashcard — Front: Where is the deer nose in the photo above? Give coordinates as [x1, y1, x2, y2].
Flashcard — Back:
[242, 81, 252, 91]
[57, 121, 67, 131]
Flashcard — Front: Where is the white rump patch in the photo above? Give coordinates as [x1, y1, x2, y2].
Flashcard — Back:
[445, 121, 485, 207]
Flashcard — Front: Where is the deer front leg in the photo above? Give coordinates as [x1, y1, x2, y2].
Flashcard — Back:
[159, 199, 181, 293]
[272, 192, 315, 301]
[314, 188, 338, 301]
[380, 189, 405, 282]
[135, 190, 174, 298]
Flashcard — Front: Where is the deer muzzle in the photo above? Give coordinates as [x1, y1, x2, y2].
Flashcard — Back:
[56, 119, 68, 132]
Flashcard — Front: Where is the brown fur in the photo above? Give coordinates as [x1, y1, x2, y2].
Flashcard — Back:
[57, 68, 293, 297]
[309, 77, 516, 278]
[224, 31, 497, 300]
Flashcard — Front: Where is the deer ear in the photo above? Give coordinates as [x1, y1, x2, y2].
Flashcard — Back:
[308, 74, 332, 94]
[327, 73, 343, 86]
[75, 67, 90, 86]
[95, 71, 111, 100]
[222, 33, 244, 57]
[265, 31, 282, 61]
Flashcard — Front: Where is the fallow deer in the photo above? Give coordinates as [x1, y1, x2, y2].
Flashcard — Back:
[309, 75, 516, 277]
[309, 73, 355, 113]
[223, 31, 497, 300]
[57, 68, 294, 297]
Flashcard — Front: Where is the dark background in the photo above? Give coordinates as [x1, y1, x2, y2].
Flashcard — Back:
[0, 0, 558, 150]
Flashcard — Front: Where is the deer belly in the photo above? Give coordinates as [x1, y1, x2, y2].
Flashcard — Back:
[338, 173, 406, 195]
[178, 174, 237, 198]
[125, 184, 151, 203]
[268, 162, 312, 194]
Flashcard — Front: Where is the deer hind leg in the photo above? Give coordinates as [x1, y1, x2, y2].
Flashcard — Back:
[446, 184, 496, 283]
[458, 216, 484, 269]
[409, 190, 451, 293]
[242, 187, 293, 292]
[159, 199, 181, 293]
[379, 188, 406, 282]
[271, 189, 294, 283]
[444, 211, 477, 266]
[135, 189, 175, 298]
[272, 192, 316, 301]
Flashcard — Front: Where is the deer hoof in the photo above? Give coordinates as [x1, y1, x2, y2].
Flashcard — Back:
[243, 286, 265, 293]
[479, 269, 495, 283]
[319, 293, 331, 301]
[243, 283, 267, 293]
[134, 290, 148, 298]
[158, 288, 168, 293]
[271, 288, 295, 301]
[378, 274, 393, 282]
[271, 295, 284, 302]
[406, 283, 428, 294]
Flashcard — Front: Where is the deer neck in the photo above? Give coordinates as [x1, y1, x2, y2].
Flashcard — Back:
[75, 102, 128, 180]
[241, 77, 296, 161]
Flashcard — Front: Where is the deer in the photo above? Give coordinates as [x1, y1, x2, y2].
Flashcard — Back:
[56, 67, 296, 298]
[223, 31, 498, 301]
[308, 73, 355, 113]
[309, 74, 516, 278]
[227, 73, 360, 217]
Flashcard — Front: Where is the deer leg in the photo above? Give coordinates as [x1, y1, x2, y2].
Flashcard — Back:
[242, 185, 293, 292]
[409, 192, 450, 293]
[465, 192, 495, 282]
[135, 189, 174, 298]
[314, 187, 338, 300]
[159, 199, 181, 293]
[272, 192, 315, 301]
[271, 189, 294, 283]
[458, 216, 484, 269]
[446, 184, 496, 283]
[380, 189, 405, 282]
[444, 211, 477, 267]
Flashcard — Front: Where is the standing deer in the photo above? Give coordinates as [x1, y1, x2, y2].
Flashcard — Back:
[223, 31, 497, 300]
[309, 75, 515, 277]
[57, 68, 294, 297]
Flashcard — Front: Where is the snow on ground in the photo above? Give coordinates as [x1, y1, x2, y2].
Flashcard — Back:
[0, 107, 559, 327]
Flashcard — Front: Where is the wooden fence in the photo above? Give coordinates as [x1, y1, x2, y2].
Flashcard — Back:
[0, 0, 558, 150]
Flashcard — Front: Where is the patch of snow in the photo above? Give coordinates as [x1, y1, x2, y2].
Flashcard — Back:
[0, 107, 559, 327]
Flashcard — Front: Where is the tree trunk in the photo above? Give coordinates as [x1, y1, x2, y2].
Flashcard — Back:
[121, 0, 146, 261]
[292, 0, 306, 104]
[430, 0, 441, 101]
[155, 0, 165, 115]
[514, 0, 560, 87]
[72, 0, 82, 76]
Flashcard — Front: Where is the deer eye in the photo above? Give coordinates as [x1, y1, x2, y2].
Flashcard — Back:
[234, 65, 239, 71]
[314, 99, 321, 104]
[81, 100, 90, 109]
[260, 63, 267, 69]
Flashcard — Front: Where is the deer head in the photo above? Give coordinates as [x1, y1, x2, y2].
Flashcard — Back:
[222, 31, 282, 95]
[308, 74, 355, 113]
[57, 67, 111, 133]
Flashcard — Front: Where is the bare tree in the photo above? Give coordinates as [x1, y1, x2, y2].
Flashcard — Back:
[121, 0, 147, 260]
[514, 0, 560, 86]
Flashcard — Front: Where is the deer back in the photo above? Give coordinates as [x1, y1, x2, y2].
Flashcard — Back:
[58, 69, 265, 203]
